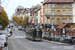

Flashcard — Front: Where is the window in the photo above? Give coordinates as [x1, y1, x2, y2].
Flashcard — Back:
[63, 10, 65, 15]
[69, 19, 72, 23]
[63, 4, 65, 8]
[47, 4, 49, 8]
[51, 18, 54, 24]
[69, 4, 72, 8]
[57, 10, 60, 15]
[69, 10, 72, 15]
[47, 10, 49, 14]
[52, 4, 55, 8]
[52, 10, 55, 15]
[63, 19, 65, 23]
[57, 18, 60, 25]
[47, 19, 49, 24]
[49, 0, 51, 1]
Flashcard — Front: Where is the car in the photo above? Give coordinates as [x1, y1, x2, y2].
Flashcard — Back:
[60, 35, 68, 43]
[22, 28, 26, 31]
[7, 32, 11, 37]
[0, 30, 8, 48]
[67, 36, 75, 44]
[18, 26, 22, 30]
[52, 35, 61, 42]
[7, 28, 12, 36]
[72, 38, 75, 45]
[60, 35, 75, 43]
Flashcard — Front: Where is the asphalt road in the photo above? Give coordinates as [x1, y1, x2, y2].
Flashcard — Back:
[2, 23, 75, 50]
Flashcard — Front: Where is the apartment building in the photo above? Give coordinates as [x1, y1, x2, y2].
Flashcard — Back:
[43, 0, 73, 25]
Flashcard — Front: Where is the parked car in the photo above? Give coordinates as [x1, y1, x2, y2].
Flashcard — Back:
[60, 35, 75, 44]
[52, 35, 61, 42]
[22, 28, 26, 31]
[7, 32, 11, 37]
[72, 38, 75, 45]
[67, 36, 75, 44]
[0, 30, 8, 48]
[60, 35, 68, 43]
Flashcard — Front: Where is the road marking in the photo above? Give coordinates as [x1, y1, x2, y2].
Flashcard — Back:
[7, 46, 8, 50]
[8, 36, 26, 39]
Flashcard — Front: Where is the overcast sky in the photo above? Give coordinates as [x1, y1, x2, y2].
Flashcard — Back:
[1, 0, 43, 20]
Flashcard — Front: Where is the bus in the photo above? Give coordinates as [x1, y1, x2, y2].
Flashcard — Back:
[26, 28, 42, 41]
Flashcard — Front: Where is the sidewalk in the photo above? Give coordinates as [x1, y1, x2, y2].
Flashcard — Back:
[43, 39, 71, 45]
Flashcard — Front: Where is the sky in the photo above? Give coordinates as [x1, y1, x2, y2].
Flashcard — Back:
[1, 0, 43, 20]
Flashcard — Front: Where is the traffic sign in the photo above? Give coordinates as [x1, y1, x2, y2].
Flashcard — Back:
[36, 16, 39, 18]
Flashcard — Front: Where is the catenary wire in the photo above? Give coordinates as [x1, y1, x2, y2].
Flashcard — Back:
[1, 0, 5, 4]
[5, 0, 10, 8]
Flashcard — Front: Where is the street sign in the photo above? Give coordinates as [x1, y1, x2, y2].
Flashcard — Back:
[36, 16, 39, 18]
[51, 24, 54, 29]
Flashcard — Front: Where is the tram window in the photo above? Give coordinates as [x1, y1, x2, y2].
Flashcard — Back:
[36, 31, 41, 36]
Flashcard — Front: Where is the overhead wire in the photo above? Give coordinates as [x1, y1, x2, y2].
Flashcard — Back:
[1, 0, 5, 4]
[5, 0, 10, 8]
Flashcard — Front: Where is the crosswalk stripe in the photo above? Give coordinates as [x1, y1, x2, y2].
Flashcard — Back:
[8, 36, 26, 39]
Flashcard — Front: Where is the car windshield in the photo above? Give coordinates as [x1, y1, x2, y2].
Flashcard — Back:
[0, 38, 5, 40]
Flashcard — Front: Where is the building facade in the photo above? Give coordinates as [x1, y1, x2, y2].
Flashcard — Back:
[43, 0, 73, 25]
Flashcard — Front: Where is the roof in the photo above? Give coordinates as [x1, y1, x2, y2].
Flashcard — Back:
[57, 24, 67, 29]
[66, 27, 73, 30]
[44, 0, 73, 4]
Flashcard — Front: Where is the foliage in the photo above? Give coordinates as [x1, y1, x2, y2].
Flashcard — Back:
[71, 25, 75, 28]
[12, 16, 30, 28]
[0, 8, 9, 29]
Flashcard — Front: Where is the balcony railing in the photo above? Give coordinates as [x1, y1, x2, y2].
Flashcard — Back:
[51, 7, 72, 9]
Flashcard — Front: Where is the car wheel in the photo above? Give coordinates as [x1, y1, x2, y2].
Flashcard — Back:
[4, 42, 8, 47]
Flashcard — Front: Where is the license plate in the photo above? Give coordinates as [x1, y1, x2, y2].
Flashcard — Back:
[36, 37, 40, 38]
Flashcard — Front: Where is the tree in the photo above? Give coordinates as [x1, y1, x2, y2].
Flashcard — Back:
[22, 16, 29, 27]
[0, 8, 9, 29]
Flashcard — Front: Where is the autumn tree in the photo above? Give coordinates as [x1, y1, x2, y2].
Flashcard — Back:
[0, 7, 9, 29]
[22, 16, 29, 27]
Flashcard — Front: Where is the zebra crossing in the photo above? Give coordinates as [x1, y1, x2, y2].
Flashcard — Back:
[8, 36, 26, 39]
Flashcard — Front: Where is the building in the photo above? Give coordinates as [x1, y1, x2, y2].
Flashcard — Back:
[43, 0, 73, 26]
[73, 0, 75, 23]
[66, 25, 75, 37]
[15, 6, 24, 18]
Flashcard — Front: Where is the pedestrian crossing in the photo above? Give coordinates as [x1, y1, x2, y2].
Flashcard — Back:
[8, 36, 26, 39]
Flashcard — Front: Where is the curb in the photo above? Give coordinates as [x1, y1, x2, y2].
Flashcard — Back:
[43, 39, 71, 45]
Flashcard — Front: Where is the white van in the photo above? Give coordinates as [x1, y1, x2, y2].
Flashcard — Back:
[18, 26, 22, 30]
[0, 30, 8, 48]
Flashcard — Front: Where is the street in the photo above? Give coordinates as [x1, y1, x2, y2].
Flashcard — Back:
[2, 23, 75, 50]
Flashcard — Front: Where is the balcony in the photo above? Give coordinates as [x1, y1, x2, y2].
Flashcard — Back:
[51, 7, 72, 9]
[45, 14, 50, 18]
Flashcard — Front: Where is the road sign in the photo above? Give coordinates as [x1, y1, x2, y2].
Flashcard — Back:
[51, 24, 54, 29]
[36, 16, 39, 18]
